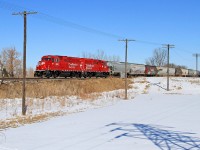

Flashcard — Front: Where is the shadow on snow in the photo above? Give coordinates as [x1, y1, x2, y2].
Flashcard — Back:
[151, 82, 167, 91]
[106, 123, 200, 150]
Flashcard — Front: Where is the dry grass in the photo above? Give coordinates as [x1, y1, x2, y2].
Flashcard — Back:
[189, 79, 200, 85]
[142, 84, 150, 94]
[0, 112, 65, 129]
[177, 86, 182, 90]
[0, 78, 133, 129]
[0, 78, 132, 99]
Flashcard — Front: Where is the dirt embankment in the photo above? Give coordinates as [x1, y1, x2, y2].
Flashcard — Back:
[0, 78, 132, 99]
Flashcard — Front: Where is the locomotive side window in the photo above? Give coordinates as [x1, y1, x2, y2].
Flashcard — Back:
[52, 58, 54, 62]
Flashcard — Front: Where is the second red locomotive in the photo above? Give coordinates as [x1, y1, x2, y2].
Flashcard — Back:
[34, 55, 109, 78]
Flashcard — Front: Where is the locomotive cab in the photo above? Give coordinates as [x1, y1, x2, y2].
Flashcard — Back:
[34, 55, 56, 78]
[38, 56, 53, 69]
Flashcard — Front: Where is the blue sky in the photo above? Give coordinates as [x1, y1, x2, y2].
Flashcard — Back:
[0, 0, 200, 69]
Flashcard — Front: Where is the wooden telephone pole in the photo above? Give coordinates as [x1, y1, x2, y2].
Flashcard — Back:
[12, 11, 37, 115]
[119, 39, 135, 99]
[163, 44, 174, 91]
[193, 53, 200, 77]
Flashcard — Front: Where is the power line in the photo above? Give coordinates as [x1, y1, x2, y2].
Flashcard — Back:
[119, 39, 135, 100]
[172, 49, 193, 62]
[175, 47, 194, 54]
[0, 0, 169, 45]
[1, 0, 197, 55]
[12, 11, 37, 115]
[0, 0, 124, 39]
[192, 53, 200, 76]
[163, 44, 175, 91]
[135, 39, 162, 46]
[37, 13, 124, 39]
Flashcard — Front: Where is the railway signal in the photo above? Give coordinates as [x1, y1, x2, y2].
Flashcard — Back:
[12, 11, 37, 115]
[119, 39, 135, 100]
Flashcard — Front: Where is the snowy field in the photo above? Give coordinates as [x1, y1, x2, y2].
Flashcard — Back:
[1, 77, 200, 150]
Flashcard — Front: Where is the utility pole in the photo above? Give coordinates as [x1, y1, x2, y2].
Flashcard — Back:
[13, 11, 37, 115]
[192, 53, 200, 77]
[119, 39, 135, 99]
[163, 44, 174, 91]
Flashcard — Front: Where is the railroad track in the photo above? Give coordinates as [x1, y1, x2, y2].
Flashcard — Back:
[0, 77, 72, 80]
[0, 77, 111, 82]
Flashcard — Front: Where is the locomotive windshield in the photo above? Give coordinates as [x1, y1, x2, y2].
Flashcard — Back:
[42, 58, 51, 61]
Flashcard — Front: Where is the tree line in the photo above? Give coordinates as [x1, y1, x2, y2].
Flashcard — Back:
[0, 47, 34, 78]
[145, 48, 187, 69]
[82, 49, 121, 62]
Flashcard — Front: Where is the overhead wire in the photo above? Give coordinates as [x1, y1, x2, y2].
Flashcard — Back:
[36, 12, 124, 39]
[0, 0, 124, 39]
[170, 49, 193, 68]
[175, 47, 194, 54]
[134, 39, 163, 46]
[0, 0, 197, 70]
[0, 0, 166, 46]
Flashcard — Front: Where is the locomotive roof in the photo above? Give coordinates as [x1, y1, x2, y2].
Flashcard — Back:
[41, 55, 106, 61]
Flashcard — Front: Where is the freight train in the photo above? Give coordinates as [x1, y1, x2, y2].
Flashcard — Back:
[34, 55, 200, 78]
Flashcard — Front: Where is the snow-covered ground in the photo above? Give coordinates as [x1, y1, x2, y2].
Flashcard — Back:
[1, 77, 200, 150]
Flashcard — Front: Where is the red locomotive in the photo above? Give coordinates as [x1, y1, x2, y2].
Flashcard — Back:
[34, 55, 110, 78]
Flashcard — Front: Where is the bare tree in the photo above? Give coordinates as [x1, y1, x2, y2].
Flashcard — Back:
[82, 49, 120, 62]
[27, 67, 34, 77]
[164, 63, 187, 69]
[82, 51, 94, 59]
[1, 47, 22, 77]
[146, 48, 167, 66]
[95, 49, 107, 60]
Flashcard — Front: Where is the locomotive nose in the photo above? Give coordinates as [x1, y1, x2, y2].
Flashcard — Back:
[36, 61, 46, 70]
